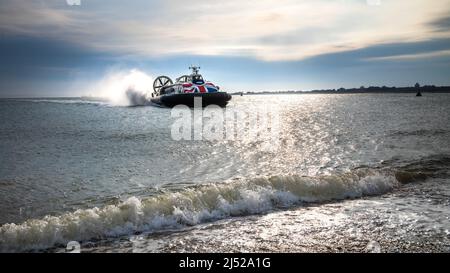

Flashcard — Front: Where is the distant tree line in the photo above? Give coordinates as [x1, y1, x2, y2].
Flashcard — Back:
[234, 83, 450, 95]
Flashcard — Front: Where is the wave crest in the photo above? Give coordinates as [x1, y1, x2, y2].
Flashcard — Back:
[0, 169, 399, 252]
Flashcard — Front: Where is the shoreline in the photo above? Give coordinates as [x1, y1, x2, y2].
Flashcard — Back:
[53, 179, 450, 253]
[1, 86, 450, 100]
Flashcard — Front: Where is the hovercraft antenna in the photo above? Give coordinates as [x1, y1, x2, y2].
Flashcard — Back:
[189, 66, 201, 75]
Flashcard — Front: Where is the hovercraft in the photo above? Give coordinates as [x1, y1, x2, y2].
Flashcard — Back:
[150, 66, 232, 107]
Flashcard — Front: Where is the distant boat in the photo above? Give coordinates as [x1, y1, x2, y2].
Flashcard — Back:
[416, 90, 422, 97]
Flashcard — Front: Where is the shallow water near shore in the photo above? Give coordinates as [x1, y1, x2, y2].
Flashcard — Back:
[1, 93, 449, 252]
[65, 177, 450, 253]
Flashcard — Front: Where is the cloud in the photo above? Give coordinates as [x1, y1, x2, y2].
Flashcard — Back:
[0, 1, 82, 36]
[429, 15, 450, 32]
[365, 49, 450, 62]
[1, 0, 450, 61]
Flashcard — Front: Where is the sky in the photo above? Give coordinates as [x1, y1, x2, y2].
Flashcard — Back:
[1, 0, 450, 97]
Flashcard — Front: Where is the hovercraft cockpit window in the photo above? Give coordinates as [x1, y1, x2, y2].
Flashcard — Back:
[192, 75, 204, 85]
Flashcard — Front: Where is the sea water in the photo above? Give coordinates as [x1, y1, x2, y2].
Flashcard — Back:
[0, 93, 449, 252]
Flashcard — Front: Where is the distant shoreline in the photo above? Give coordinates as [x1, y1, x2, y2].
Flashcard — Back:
[2, 85, 450, 99]
[232, 85, 450, 95]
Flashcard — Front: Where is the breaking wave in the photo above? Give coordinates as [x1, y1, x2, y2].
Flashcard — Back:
[0, 168, 402, 252]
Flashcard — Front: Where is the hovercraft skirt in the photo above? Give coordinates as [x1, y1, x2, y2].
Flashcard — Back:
[151, 92, 232, 107]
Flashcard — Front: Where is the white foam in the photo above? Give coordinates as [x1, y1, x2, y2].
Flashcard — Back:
[91, 69, 154, 106]
[0, 169, 398, 252]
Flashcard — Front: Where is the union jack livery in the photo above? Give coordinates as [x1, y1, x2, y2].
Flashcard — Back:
[182, 82, 219, 93]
